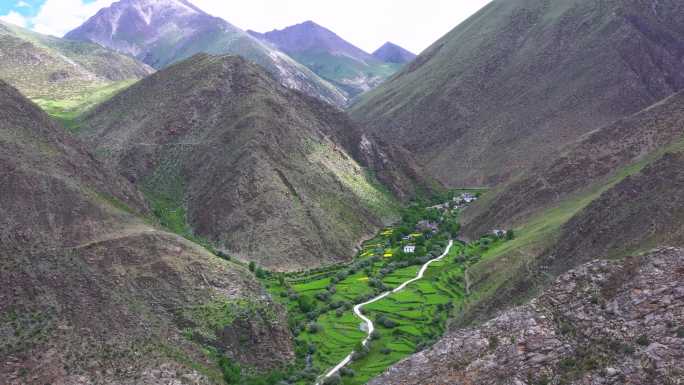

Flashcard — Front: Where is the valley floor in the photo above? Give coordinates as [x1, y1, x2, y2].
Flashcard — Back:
[255, 191, 513, 385]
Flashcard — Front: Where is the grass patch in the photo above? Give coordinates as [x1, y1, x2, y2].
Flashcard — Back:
[32, 80, 135, 133]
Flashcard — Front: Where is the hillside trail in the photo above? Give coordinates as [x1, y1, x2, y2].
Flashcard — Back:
[316, 240, 455, 384]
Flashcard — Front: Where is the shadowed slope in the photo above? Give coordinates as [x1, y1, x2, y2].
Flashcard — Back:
[0, 81, 293, 384]
[352, 0, 684, 187]
[76, 54, 434, 270]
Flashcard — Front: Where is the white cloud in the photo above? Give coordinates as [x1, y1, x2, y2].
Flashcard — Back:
[0, 10, 29, 28]
[192, 0, 492, 54]
[16, 1, 31, 8]
[31, 0, 115, 37]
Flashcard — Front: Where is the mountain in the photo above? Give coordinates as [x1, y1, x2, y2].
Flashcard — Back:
[369, 247, 684, 385]
[248, 21, 404, 98]
[351, 0, 684, 187]
[64, 0, 347, 106]
[447, 87, 684, 330]
[74, 53, 435, 270]
[372, 42, 416, 64]
[0, 19, 152, 100]
[463, 89, 684, 242]
[0, 80, 292, 384]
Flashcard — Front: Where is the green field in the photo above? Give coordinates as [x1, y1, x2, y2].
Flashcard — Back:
[257, 193, 512, 385]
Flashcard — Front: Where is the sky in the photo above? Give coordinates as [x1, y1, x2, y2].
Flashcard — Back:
[0, 0, 492, 53]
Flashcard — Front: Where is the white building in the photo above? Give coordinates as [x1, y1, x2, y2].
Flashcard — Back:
[404, 245, 416, 254]
[492, 229, 507, 237]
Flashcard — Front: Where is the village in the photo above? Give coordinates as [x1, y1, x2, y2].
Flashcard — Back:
[257, 190, 516, 385]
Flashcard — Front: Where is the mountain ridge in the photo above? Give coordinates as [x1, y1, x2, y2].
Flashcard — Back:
[351, 0, 684, 187]
[0, 19, 153, 100]
[74, 53, 434, 270]
[372, 41, 416, 64]
[0, 79, 293, 384]
[248, 20, 404, 98]
[64, 0, 348, 106]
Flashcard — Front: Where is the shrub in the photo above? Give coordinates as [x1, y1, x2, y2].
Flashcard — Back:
[380, 347, 392, 355]
[636, 335, 650, 346]
[248, 261, 256, 272]
[335, 308, 344, 317]
[376, 315, 397, 328]
[371, 331, 381, 340]
[218, 357, 241, 384]
[339, 367, 355, 377]
[488, 335, 499, 350]
[297, 296, 315, 313]
[676, 327, 684, 338]
[217, 251, 230, 260]
[308, 323, 322, 334]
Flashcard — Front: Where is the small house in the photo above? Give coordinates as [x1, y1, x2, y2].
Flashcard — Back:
[492, 229, 507, 238]
[404, 244, 416, 254]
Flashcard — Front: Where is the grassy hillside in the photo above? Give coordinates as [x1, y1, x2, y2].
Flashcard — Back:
[74, 54, 416, 270]
[351, 0, 684, 187]
[0, 80, 293, 384]
[289, 50, 402, 98]
[450, 92, 684, 326]
[0, 20, 152, 100]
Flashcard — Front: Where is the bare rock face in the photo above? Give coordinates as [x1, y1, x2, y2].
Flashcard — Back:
[369, 248, 684, 385]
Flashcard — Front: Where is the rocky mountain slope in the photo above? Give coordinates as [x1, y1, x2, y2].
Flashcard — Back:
[351, 0, 684, 187]
[435, 88, 684, 337]
[369, 248, 684, 385]
[372, 42, 416, 64]
[64, 0, 347, 106]
[0, 20, 152, 100]
[464, 89, 684, 239]
[0, 81, 293, 384]
[75, 53, 434, 270]
[249, 21, 403, 98]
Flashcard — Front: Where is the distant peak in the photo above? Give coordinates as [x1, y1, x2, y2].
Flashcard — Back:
[372, 41, 416, 64]
[113, 0, 206, 14]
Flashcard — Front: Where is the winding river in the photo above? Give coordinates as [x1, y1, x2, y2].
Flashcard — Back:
[316, 240, 455, 384]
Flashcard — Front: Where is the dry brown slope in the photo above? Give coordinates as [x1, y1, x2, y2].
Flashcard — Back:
[0, 81, 292, 384]
[351, 0, 684, 187]
[463, 89, 684, 238]
[77, 53, 436, 270]
[369, 248, 684, 385]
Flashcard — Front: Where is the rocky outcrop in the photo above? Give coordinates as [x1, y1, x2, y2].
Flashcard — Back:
[369, 248, 684, 385]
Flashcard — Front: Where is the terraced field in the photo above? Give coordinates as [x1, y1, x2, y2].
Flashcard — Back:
[260, 196, 508, 385]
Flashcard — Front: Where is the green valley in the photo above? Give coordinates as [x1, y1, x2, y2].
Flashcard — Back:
[247, 191, 513, 385]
